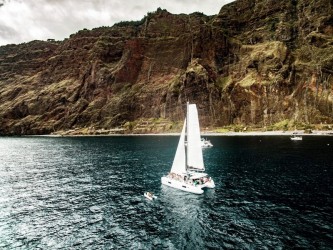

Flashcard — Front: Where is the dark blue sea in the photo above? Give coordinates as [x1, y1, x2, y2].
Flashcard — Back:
[0, 135, 332, 249]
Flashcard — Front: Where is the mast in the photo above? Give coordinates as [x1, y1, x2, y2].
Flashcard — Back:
[186, 101, 189, 169]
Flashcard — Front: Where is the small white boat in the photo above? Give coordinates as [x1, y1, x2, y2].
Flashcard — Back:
[185, 138, 213, 148]
[201, 138, 213, 148]
[144, 192, 157, 200]
[290, 135, 302, 141]
[161, 102, 215, 194]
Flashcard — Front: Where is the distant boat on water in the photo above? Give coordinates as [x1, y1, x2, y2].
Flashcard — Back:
[290, 134, 302, 141]
[201, 138, 213, 148]
[185, 137, 213, 148]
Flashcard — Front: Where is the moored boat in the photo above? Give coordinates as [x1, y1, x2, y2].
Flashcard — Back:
[201, 138, 213, 148]
[290, 135, 302, 141]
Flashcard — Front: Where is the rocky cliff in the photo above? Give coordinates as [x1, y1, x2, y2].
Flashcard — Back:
[0, 0, 332, 135]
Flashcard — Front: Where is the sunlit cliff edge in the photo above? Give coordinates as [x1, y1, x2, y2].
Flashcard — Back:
[0, 0, 332, 135]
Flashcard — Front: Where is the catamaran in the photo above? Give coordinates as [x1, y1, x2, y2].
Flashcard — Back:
[161, 103, 215, 194]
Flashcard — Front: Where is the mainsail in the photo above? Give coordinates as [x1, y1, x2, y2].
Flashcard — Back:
[170, 119, 187, 174]
[186, 104, 205, 171]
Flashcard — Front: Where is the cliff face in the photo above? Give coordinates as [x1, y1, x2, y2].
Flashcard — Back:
[0, 0, 332, 135]
[215, 0, 333, 127]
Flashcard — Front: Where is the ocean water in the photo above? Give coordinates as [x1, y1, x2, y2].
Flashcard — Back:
[0, 135, 332, 249]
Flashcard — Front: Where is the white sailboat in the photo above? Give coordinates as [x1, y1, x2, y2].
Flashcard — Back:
[161, 103, 215, 194]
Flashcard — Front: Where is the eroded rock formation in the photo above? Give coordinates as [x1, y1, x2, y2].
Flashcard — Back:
[0, 0, 332, 135]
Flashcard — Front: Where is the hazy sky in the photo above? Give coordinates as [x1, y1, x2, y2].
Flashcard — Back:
[0, 0, 234, 46]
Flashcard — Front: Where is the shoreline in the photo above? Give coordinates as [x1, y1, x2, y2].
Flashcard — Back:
[202, 130, 333, 136]
[31, 130, 333, 137]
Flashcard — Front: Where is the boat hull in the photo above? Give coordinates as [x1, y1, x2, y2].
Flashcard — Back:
[203, 179, 215, 188]
[161, 176, 204, 194]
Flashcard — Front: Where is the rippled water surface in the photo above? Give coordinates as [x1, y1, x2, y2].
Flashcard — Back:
[0, 135, 332, 249]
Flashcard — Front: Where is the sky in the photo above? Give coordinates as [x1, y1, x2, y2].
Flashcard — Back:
[0, 0, 234, 46]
